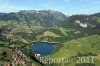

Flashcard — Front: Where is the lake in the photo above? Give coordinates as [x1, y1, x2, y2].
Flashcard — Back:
[31, 42, 55, 55]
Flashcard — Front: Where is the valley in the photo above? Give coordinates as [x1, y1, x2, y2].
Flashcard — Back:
[0, 10, 100, 66]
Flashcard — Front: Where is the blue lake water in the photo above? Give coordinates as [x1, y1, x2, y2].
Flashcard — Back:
[31, 42, 54, 55]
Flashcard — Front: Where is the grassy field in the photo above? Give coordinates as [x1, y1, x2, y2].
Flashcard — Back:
[45, 35, 100, 66]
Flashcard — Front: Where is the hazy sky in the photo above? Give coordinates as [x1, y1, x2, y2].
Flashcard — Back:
[0, 0, 100, 15]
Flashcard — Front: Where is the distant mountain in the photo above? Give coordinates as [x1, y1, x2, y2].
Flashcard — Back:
[66, 13, 100, 34]
[0, 10, 67, 27]
[0, 10, 100, 43]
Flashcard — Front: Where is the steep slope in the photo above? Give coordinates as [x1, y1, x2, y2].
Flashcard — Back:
[0, 10, 67, 28]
